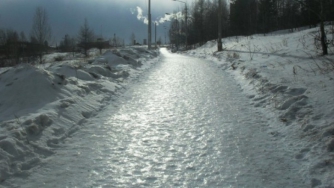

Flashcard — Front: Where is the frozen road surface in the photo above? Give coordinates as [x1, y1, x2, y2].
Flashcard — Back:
[5, 49, 307, 187]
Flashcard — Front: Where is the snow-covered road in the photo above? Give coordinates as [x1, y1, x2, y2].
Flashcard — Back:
[4, 49, 308, 187]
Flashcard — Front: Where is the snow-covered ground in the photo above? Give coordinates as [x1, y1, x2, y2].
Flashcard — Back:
[185, 26, 334, 187]
[0, 47, 160, 182]
[0, 26, 334, 187]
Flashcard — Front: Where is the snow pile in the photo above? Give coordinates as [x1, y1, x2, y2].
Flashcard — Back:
[0, 47, 159, 182]
[187, 27, 334, 187]
[0, 65, 69, 120]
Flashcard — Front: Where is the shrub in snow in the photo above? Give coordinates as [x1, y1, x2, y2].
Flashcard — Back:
[24, 114, 52, 136]
[122, 55, 129, 60]
[59, 99, 75, 108]
[231, 62, 238, 70]
[233, 52, 240, 59]
[54, 56, 64, 62]
[282, 38, 288, 47]
[35, 114, 52, 127]
[121, 71, 129, 78]
[55, 74, 67, 85]
[59, 101, 71, 109]
[245, 68, 259, 79]
[246, 41, 260, 60]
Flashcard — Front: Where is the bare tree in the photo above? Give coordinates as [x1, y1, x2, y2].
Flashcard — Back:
[294, 0, 328, 55]
[78, 18, 94, 57]
[31, 6, 52, 63]
[20, 31, 27, 42]
[0, 29, 7, 46]
[59, 34, 76, 55]
[319, 0, 328, 55]
[1, 29, 19, 58]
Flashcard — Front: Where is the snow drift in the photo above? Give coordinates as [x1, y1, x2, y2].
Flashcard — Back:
[0, 47, 159, 182]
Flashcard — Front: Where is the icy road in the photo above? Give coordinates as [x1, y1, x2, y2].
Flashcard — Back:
[6, 49, 308, 187]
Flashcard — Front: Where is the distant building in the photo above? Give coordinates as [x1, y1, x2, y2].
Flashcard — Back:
[143, 39, 147, 45]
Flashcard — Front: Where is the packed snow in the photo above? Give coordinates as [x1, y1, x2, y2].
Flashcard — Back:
[0, 26, 333, 187]
[0, 47, 159, 183]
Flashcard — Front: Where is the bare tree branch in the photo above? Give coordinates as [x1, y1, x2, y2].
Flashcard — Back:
[31, 6, 52, 63]
[31, 7, 51, 45]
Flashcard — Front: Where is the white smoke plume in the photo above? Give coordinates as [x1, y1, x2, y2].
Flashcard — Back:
[131, 6, 182, 25]
[158, 14, 172, 24]
[158, 11, 183, 24]
[136, 6, 149, 25]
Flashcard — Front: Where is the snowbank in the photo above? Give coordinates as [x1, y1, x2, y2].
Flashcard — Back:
[0, 47, 159, 182]
[186, 26, 334, 187]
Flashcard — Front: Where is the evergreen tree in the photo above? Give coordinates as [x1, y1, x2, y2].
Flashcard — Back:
[78, 18, 94, 57]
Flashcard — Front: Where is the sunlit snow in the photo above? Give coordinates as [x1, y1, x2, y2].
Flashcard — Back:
[0, 26, 333, 187]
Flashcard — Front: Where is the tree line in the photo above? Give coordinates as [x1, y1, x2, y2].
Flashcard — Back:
[0, 6, 122, 67]
[170, 0, 334, 52]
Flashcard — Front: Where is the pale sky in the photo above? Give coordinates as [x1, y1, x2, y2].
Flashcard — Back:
[0, 0, 191, 45]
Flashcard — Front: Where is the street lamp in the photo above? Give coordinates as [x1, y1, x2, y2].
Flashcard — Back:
[172, 0, 187, 50]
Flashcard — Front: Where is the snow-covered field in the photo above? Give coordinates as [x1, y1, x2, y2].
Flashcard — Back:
[0, 47, 160, 182]
[185, 26, 334, 186]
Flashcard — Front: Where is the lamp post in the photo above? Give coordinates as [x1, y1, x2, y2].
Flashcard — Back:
[148, 0, 152, 49]
[164, 25, 167, 45]
[172, 0, 187, 50]
[217, 0, 223, 51]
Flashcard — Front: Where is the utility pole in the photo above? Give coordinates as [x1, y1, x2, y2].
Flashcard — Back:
[155, 22, 157, 48]
[217, 0, 223, 51]
[185, 4, 187, 50]
[148, 0, 152, 49]
[164, 25, 167, 45]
